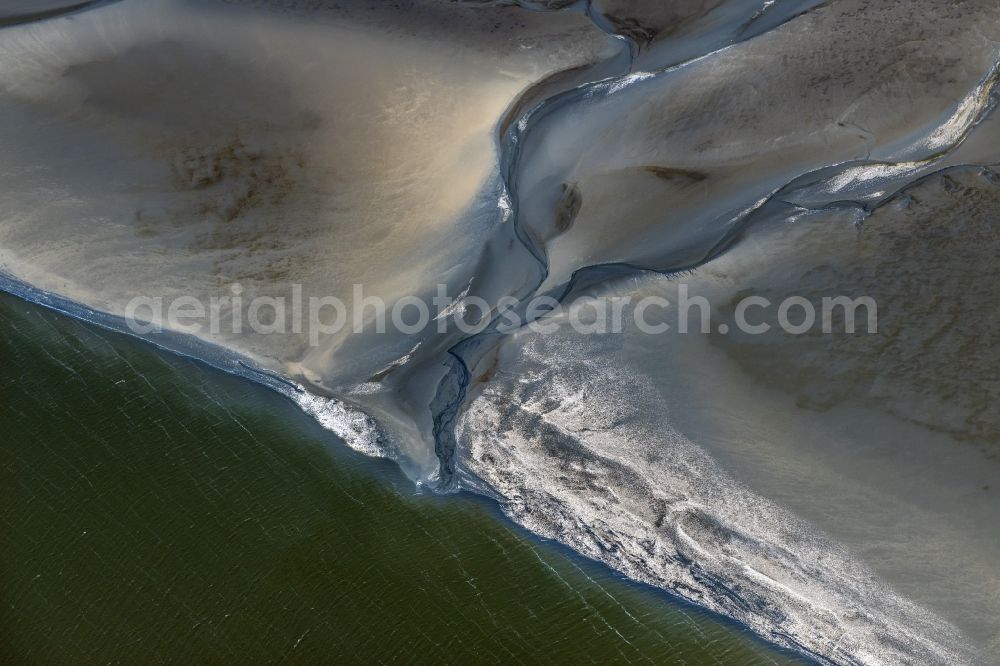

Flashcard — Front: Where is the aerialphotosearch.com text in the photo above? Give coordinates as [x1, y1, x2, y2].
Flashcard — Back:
[125, 283, 878, 345]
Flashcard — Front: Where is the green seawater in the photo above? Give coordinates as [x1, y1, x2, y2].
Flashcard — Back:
[0, 293, 806, 664]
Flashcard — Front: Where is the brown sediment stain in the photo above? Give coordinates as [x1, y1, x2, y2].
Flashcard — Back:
[367, 367, 394, 383]
[555, 181, 582, 234]
[127, 130, 325, 287]
[59, 39, 328, 281]
[594, 0, 727, 45]
[368, 360, 404, 383]
[474, 355, 500, 386]
[168, 135, 306, 223]
[132, 133, 311, 251]
[604, 16, 657, 45]
[642, 166, 707, 182]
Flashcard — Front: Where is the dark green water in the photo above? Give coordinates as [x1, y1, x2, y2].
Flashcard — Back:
[0, 293, 805, 664]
